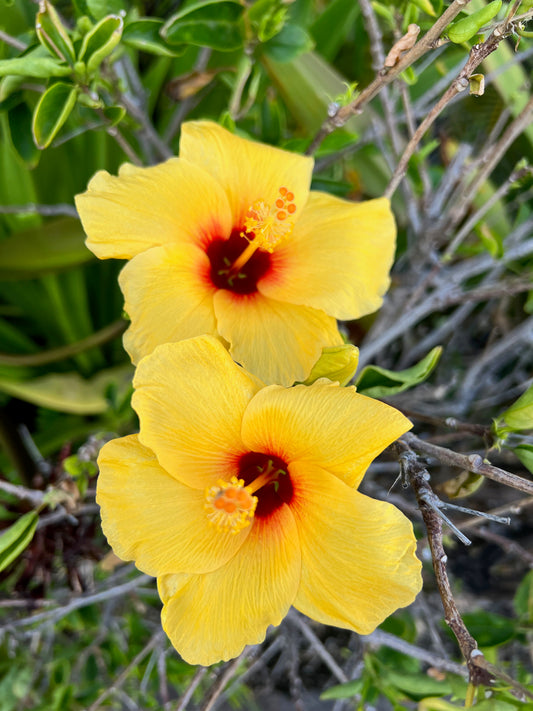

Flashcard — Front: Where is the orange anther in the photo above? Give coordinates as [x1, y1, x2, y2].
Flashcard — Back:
[275, 198, 284, 208]
[287, 204, 296, 214]
[279, 187, 288, 196]
[277, 211, 287, 220]
[286, 191, 294, 201]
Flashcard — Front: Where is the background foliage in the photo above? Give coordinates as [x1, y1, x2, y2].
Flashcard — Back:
[0, 0, 532, 708]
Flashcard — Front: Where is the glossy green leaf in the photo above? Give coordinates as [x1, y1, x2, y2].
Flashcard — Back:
[0, 511, 38, 573]
[122, 19, 182, 57]
[356, 347, 442, 397]
[31, 81, 77, 149]
[0, 218, 92, 279]
[162, 0, 243, 51]
[0, 364, 133, 414]
[78, 15, 123, 75]
[262, 23, 314, 62]
[36, 0, 76, 64]
[0, 56, 71, 78]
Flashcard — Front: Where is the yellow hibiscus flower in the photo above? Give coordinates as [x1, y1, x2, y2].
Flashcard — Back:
[96, 336, 422, 666]
[75, 121, 396, 386]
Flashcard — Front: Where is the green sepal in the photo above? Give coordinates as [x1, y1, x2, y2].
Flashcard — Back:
[302, 345, 359, 386]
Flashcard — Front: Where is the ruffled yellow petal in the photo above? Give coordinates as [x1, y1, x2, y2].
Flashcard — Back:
[259, 194, 396, 319]
[179, 121, 314, 227]
[132, 336, 261, 489]
[241, 381, 412, 488]
[158, 504, 301, 666]
[289, 461, 422, 632]
[214, 290, 343, 386]
[97, 434, 250, 576]
[75, 158, 233, 259]
[118, 244, 216, 365]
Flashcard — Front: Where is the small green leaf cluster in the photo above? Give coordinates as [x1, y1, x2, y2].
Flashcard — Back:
[1, 0, 126, 148]
[492, 384, 533, 473]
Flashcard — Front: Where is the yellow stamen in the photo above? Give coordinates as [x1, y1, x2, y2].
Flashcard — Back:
[205, 477, 257, 534]
[205, 462, 287, 533]
[228, 187, 297, 275]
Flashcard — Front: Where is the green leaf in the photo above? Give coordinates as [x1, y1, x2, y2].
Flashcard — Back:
[31, 81, 78, 149]
[0, 218, 92, 278]
[0, 511, 38, 573]
[0, 56, 72, 78]
[162, 0, 244, 51]
[321, 679, 362, 700]
[78, 15, 123, 75]
[497, 384, 533, 432]
[86, 0, 127, 21]
[36, 0, 76, 64]
[460, 610, 516, 647]
[384, 670, 452, 699]
[513, 570, 533, 620]
[447, 0, 502, 44]
[310, 0, 360, 60]
[122, 19, 183, 57]
[7, 101, 40, 167]
[355, 347, 442, 398]
[512, 444, 533, 474]
[0, 364, 133, 414]
[262, 23, 314, 62]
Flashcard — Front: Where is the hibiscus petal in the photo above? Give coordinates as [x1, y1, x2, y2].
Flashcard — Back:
[157, 504, 301, 666]
[259, 193, 396, 319]
[289, 461, 422, 633]
[241, 380, 412, 488]
[132, 336, 261, 488]
[214, 290, 343, 386]
[75, 158, 232, 259]
[118, 243, 216, 365]
[97, 435, 250, 576]
[179, 121, 314, 227]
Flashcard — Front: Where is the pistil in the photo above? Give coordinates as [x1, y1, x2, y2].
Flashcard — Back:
[226, 187, 297, 276]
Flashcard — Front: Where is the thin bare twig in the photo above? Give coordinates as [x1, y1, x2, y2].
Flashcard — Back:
[403, 432, 533, 496]
[0, 203, 78, 217]
[307, 0, 471, 154]
[385, 16, 525, 198]
[394, 440, 492, 686]
[0, 574, 153, 632]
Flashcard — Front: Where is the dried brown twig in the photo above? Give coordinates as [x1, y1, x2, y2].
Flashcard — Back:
[403, 432, 533, 496]
[307, 0, 473, 154]
[394, 439, 493, 687]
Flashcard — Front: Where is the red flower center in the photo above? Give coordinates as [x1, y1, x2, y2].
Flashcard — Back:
[206, 229, 271, 294]
[238, 451, 293, 518]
